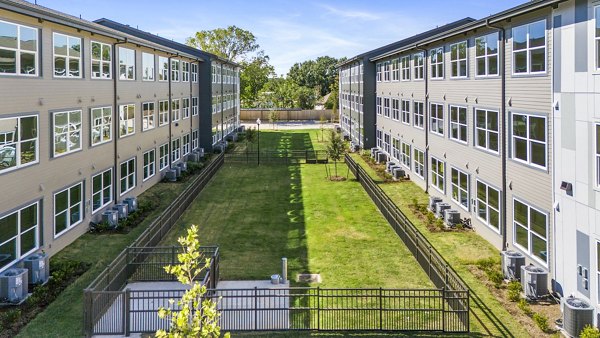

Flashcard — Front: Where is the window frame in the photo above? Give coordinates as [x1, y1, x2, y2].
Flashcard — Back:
[511, 112, 547, 169]
[400, 56, 411, 81]
[191, 63, 198, 82]
[475, 108, 500, 154]
[450, 167, 469, 210]
[431, 157, 445, 193]
[414, 101, 424, 129]
[391, 58, 399, 82]
[192, 97, 199, 116]
[401, 142, 411, 169]
[171, 99, 180, 122]
[413, 52, 424, 80]
[91, 168, 112, 214]
[54, 181, 83, 238]
[181, 61, 189, 82]
[401, 99, 411, 125]
[391, 98, 400, 121]
[512, 19, 547, 75]
[143, 149, 155, 182]
[118, 47, 135, 80]
[0, 201, 39, 272]
[53, 32, 81, 78]
[475, 32, 499, 77]
[158, 100, 169, 126]
[192, 129, 199, 150]
[376, 97, 382, 116]
[449, 105, 468, 144]
[383, 97, 390, 118]
[182, 98, 190, 119]
[513, 198, 548, 265]
[119, 157, 136, 196]
[158, 56, 169, 81]
[142, 102, 155, 131]
[159, 143, 169, 171]
[53, 109, 82, 157]
[119, 104, 136, 138]
[182, 133, 190, 156]
[90, 106, 112, 146]
[430, 47, 444, 80]
[91, 41, 111, 79]
[171, 59, 180, 82]
[0, 20, 39, 77]
[429, 103, 444, 136]
[171, 138, 181, 163]
[142, 52, 155, 81]
[449, 41, 468, 78]
[413, 148, 425, 179]
[0, 115, 38, 173]
[476, 179, 501, 233]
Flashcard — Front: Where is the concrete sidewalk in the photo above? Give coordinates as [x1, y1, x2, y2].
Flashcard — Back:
[241, 121, 335, 130]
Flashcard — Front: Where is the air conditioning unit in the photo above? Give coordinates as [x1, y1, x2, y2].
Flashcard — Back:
[0, 268, 28, 303]
[177, 162, 188, 172]
[370, 148, 380, 158]
[238, 125, 246, 133]
[444, 210, 461, 226]
[428, 196, 443, 212]
[188, 153, 200, 162]
[112, 203, 128, 219]
[343, 135, 350, 141]
[102, 210, 118, 228]
[521, 264, 548, 299]
[335, 125, 342, 133]
[501, 251, 525, 280]
[172, 166, 182, 178]
[376, 152, 388, 164]
[563, 297, 594, 338]
[435, 202, 451, 218]
[166, 169, 177, 182]
[22, 253, 49, 285]
[124, 197, 138, 213]
[386, 161, 396, 172]
[197, 148, 205, 158]
[392, 167, 405, 180]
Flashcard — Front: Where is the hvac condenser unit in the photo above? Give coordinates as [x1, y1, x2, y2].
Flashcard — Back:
[386, 161, 396, 172]
[521, 264, 548, 299]
[444, 210, 461, 226]
[501, 251, 525, 280]
[177, 162, 187, 172]
[376, 152, 388, 164]
[112, 203, 129, 219]
[124, 197, 138, 213]
[429, 196, 443, 212]
[197, 148, 205, 158]
[563, 297, 594, 338]
[0, 268, 28, 303]
[392, 167, 405, 180]
[102, 210, 118, 228]
[371, 148, 380, 158]
[435, 202, 451, 218]
[22, 253, 49, 285]
[166, 169, 177, 182]
[173, 166, 182, 178]
[188, 153, 200, 162]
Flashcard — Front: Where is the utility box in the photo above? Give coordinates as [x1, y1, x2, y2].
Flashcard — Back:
[0, 268, 28, 303]
[501, 251, 525, 280]
[22, 253, 49, 285]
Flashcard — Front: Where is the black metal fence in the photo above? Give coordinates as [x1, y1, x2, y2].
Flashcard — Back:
[345, 154, 470, 332]
[225, 150, 328, 164]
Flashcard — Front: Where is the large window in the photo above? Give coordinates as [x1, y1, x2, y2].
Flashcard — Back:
[92, 169, 112, 213]
[451, 167, 469, 209]
[192, 97, 199, 116]
[182, 98, 190, 119]
[513, 20, 546, 74]
[91, 107, 112, 146]
[414, 52, 424, 80]
[172, 138, 181, 163]
[431, 157, 445, 192]
[414, 148, 424, 178]
[0, 202, 38, 271]
[158, 100, 169, 126]
[391, 99, 399, 121]
[182, 134, 190, 156]
[158, 56, 168, 81]
[512, 113, 547, 168]
[477, 181, 500, 232]
[376, 97, 382, 115]
[54, 182, 83, 237]
[450, 41, 467, 78]
[118, 47, 135, 80]
[376, 63, 382, 82]
[514, 199, 548, 263]
[142, 52, 154, 81]
[142, 102, 155, 131]
[53, 33, 81, 78]
[159, 143, 169, 170]
[119, 104, 135, 137]
[191, 63, 198, 82]
[143, 149, 155, 181]
[91, 41, 111, 79]
[449, 106, 467, 143]
[182, 61, 189, 82]
[0, 115, 37, 172]
[401, 142, 411, 168]
[383, 98, 390, 118]
[475, 109, 499, 153]
[171, 59, 180, 82]
[0, 20, 38, 76]
[475, 33, 499, 76]
[120, 158, 136, 195]
[391, 58, 399, 81]
[192, 129, 199, 150]
[400, 56, 410, 81]
[414, 101, 424, 129]
[171, 99, 180, 122]
[402, 100, 411, 125]
[53, 110, 82, 157]
[430, 103, 444, 136]
[383, 61, 390, 82]
[430, 47, 444, 79]
[392, 138, 400, 160]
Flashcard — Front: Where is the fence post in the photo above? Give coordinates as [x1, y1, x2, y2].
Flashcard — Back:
[171, 246, 176, 281]
[83, 289, 91, 337]
[379, 287, 383, 331]
[124, 289, 130, 336]
[442, 288, 446, 332]
[254, 287, 258, 331]
[317, 287, 320, 331]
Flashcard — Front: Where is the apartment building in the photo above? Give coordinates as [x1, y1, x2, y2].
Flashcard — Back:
[0, 0, 239, 273]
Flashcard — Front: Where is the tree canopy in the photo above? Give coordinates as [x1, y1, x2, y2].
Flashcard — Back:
[240, 52, 275, 107]
[186, 25, 259, 63]
[287, 56, 342, 97]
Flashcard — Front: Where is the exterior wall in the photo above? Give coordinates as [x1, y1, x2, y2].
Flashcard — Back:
[339, 60, 365, 148]
[211, 61, 240, 146]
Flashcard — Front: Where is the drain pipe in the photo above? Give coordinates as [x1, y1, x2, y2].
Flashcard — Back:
[486, 20, 508, 250]
[416, 45, 429, 194]
[112, 39, 126, 204]
[168, 55, 173, 168]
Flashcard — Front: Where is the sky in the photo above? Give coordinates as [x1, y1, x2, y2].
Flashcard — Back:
[40, 0, 526, 75]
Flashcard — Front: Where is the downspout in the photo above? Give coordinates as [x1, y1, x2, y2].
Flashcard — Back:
[189, 60, 194, 146]
[486, 19, 508, 250]
[416, 45, 429, 194]
[113, 39, 126, 204]
[168, 55, 172, 168]
[349, 65, 352, 145]
[358, 61, 362, 148]
[220, 63, 224, 142]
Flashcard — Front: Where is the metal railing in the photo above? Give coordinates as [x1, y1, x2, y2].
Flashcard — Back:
[225, 150, 329, 164]
[345, 154, 469, 332]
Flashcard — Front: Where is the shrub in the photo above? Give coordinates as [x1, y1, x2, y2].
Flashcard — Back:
[475, 257, 496, 271]
[532, 312, 549, 332]
[507, 281, 521, 302]
[435, 218, 445, 231]
[486, 270, 504, 288]
[581, 325, 600, 338]
[517, 299, 533, 316]
[426, 212, 436, 226]
[411, 198, 419, 209]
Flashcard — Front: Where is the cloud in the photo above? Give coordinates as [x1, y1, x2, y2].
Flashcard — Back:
[317, 4, 381, 21]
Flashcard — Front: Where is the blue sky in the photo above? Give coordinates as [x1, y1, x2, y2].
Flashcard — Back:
[41, 0, 525, 75]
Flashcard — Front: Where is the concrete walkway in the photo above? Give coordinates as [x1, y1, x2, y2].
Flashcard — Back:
[241, 121, 335, 130]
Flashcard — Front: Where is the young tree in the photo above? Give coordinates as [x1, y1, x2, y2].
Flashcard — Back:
[319, 114, 327, 141]
[326, 130, 345, 179]
[269, 110, 279, 130]
[156, 225, 228, 338]
[245, 127, 256, 151]
[186, 26, 259, 62]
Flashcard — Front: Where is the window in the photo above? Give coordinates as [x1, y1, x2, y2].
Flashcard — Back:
[0, 202, 38, 271]
[449, 106, 467, 143]
[143, 149, 155, 181]
[142, 102, 155, 131]
[158, 100, 169, 126]
[0, 20, 38, 76]
[0, 115, 37, 172]
[430, 103, 444, 136]
[414, 148, 424, 178]
[91, 41, 111, 79]
[596, 124, 600, 186]
[514, 199, 548, 263]
[390, 58, 399, 81]
[92, 169, 112, 213]
[118, 47, 135, 80]
[192, 129, 199, 150]
[158, 56, 168, 81]
[475, 33, 499, 76]
[512, 113, 547, 168]
[392, 138, 400, 160]
[376, 129, 382, 148]
[376, 63, 382, 82]
[383, 98, 390, 118]
[414, 52, 424, 80]
[171, 99, 180, 122]
[120, 158, 136, 195]
[383, 133, 391, 154]
[142, 52, 154, 81]
[91, 107, 112, 146]
[171, 59, 180, 82]
[401, 100, 410, 124]
[391, 99, 399, 121]
[401, 142, 411, 168]
[475, 109, 499, 153]
[119, 104, 135, 137]
[449, 42, 467, 79]
[430, 47, 444, 79]
[513, 20, 546, 74]
[191, 63, 198, 82]
[383, 61, 390, 81]
[477, 181, 500, 232]
[451, 167, 469, 209]
[54, 182, 83, 237]
[171, 138, 181, 163]
[400, 56, 410, 81]
[53, 33, 81, 78]
[182, 134, 190, 155]
[376, 97, 382, 116]
[53, 110, 82, 156]
[181, 61, 189, 82]
[182, 98, 190, 119]
[159, 143, 169, 170]
[414, 101, 424, 129]
[431, 157, 445, 192]
[192, 97, 199, 116]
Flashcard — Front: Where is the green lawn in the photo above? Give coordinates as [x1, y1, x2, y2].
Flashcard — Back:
[241, 128, 330, 151]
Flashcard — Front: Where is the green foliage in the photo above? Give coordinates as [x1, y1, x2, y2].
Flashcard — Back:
[287, 56, 340, 97]
[507, 281, 522, 302]
[532, 312, 549, 332]
[486, 270, 504, 288]
[186, 26, 258, 62]
[269, 110, 279, 129]
[434, 218, 445, 231]
[326, 130, 345, 178]
[517, 299, 533, 316]
[474, 257, 504, 288]
[245, 127, 256, 151]
[240, 52, 275, 107]
[257, 77, 318, 109]
[581, 325, 600, 338]
[157, 225, 228, 338]
[426, 212, 436, 226]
